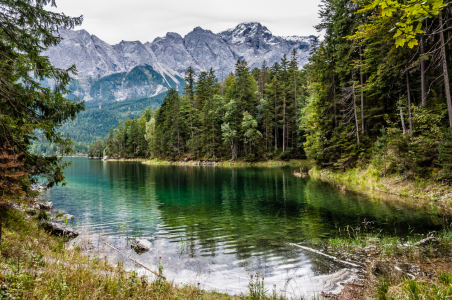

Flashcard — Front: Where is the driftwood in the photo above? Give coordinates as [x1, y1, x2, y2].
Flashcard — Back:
[415, 236, 437, 246]
[270, 239, 364, 269]
[104, 242, 165, 279]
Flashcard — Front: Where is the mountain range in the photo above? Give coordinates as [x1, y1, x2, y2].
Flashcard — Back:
[44, 22, 315, 103]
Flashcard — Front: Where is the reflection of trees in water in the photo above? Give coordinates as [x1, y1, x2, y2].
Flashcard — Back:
[303, 179, 444, 236]
[148, 166, 444, 263]
[151, 167, 329, 262]
[61, 161, 445, 273]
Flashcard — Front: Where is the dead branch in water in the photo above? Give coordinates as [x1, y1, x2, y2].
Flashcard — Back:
[270, 239, 365, 269]
[104, 242, 165, 279]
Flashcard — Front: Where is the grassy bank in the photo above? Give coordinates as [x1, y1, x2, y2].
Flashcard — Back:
[0, 207, 293, 300]
[309, 165, 452, 213]
[141, 158, 311, 167]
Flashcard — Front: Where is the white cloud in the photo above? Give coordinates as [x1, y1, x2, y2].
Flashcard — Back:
[49, 0, 321, 44]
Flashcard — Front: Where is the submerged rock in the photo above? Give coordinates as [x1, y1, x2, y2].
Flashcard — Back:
[41, 222, 79, 238]
[131, 239, 153, 254]
[39, 201, 54, 210]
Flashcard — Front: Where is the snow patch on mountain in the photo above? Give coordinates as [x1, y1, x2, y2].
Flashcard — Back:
[45, 22, 314, 102]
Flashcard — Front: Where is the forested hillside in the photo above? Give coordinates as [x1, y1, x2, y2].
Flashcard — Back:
[30, 91, 170, 156]
[89, 0, 452, 181]
[88, 53, 307, 160]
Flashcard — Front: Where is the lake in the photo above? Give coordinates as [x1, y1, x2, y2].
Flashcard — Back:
[45, 158, 446, 298]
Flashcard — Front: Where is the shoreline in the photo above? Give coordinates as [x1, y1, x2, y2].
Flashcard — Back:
[308, 166, 452, 214]
[99, 157, 452, 212]
[0, 208, 237, 299]
[140, 158, 311, 167]
[104, 157, 452, 211]
[4, 169, 451, 299]
[5, 195, 452, 299]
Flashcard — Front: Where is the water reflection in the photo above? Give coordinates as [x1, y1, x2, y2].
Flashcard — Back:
[47, 158, 446, 298]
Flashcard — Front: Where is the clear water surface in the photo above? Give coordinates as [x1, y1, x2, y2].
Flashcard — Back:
[45, 158, 446, 298]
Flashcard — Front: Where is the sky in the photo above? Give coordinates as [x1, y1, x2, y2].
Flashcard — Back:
[49, 0, 322, 45]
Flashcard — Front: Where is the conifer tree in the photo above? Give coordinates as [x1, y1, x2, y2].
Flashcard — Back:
[0, 0, 84, 189]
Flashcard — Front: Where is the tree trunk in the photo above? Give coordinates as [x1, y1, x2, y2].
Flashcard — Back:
[283, 95, 286, 152]
[420, 37, 427, 107]
[266, 124, 268, 149]
[400, 98, 407, 135]
[294, 71, 299, 148]
[212, 120, 215, 159]
[352, 84, 360, 144]
[274, 90, 278, 150]
[0, 204, 3, 246]
[406, 71, 413, 136]
[333, 72, 337, 127]
[439, 11, 452, 134]
[359, 45, 365, 133]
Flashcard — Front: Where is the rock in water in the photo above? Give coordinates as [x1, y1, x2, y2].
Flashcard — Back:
[39, 201, 54, 210]
[131, 239, 153, 254]
[30, 183, 47, 192]
[41, 222, 80, 238]
[52, 214, 75, 222]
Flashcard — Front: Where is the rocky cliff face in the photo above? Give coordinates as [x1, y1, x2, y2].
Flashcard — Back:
[44, 22, 314, 102]
[219, 22, 312, 69]
[146, 32, 198, 73]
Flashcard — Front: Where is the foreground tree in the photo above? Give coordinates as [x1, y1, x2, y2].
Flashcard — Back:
[0, 143, 27, 244]
[0, 0, 84, 192]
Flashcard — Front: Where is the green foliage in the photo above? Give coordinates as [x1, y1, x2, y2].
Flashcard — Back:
[37, 210, 49, 221]
[247, 273, 267, 300]
[377, 276, 390, 300]
[0, 0, 85, 188]
[88, 57, 307, 161]
[302, 0, 452, 180]
[354, 0, 445, 48]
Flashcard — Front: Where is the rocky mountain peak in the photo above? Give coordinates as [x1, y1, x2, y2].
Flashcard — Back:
[219, 22, 274, 45]
[45, 22, 314, 102]
[165, 32, 183, 42]
[193, 26, 205, 32]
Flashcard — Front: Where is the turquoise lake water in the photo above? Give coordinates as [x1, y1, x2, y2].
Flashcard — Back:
[44, 158, 447, 297]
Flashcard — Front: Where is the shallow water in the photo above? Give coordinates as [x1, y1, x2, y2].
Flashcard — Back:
[45, 158, 446, 298]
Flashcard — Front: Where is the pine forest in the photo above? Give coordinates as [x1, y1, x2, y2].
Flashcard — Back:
[90, 0, 452, 181]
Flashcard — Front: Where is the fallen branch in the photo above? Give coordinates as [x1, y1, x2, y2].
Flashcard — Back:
[394, 266, 416, 279]
[104, 242, 165, 279]
[270, 239, 365, 269]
